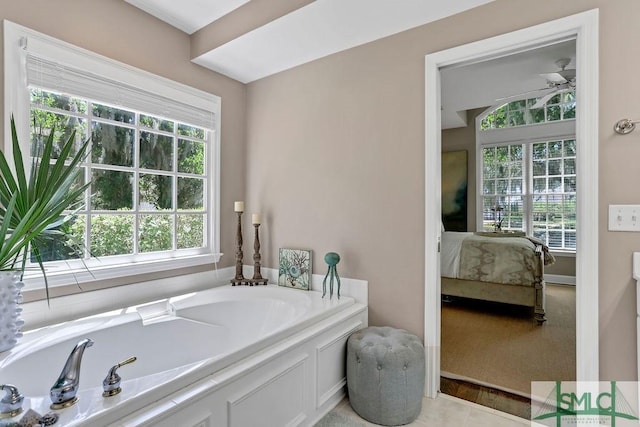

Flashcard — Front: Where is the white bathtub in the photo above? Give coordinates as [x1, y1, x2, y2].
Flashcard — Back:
[0, 284, 368, 426]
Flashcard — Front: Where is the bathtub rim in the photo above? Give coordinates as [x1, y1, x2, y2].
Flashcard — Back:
[1, 283, 362, 426]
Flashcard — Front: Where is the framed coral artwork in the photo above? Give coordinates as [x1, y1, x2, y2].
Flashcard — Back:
[278, 248, 312, 290]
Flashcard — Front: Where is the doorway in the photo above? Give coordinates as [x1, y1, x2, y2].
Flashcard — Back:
[423, 9, 599, 399]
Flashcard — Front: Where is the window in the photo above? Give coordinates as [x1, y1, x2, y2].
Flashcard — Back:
[5, 21, 221, 289]
[481, 144, 524, 231]
[477, 92, 576, 251]
[30, 89, 208, 261]
[481, 92, 576, 130]
[531, 139, 576, 249]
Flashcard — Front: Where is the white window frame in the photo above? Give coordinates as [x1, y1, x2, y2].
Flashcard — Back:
[475, 107, 576, 252]
[4, 21, 222, 290]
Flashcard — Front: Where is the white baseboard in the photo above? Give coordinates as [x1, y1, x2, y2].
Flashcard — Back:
[544, 274, 576, 285]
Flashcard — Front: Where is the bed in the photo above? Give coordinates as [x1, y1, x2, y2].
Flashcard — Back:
[440, 231, 555, 324]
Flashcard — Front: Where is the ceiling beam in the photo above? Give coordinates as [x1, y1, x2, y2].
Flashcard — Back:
[190, 0, 316, 59]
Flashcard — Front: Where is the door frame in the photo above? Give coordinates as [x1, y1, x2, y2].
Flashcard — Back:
[424, 9, 599, 398]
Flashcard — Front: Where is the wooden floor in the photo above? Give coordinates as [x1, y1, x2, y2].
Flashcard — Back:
[440, 376, 531, 419]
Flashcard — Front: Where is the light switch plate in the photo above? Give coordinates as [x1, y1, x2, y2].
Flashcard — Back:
[608, 205, 640, 231]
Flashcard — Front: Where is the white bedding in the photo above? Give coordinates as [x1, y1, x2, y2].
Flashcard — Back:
[440, 231, 473, 278]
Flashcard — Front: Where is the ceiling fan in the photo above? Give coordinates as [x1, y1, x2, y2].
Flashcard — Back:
[496, 58, 576, 109]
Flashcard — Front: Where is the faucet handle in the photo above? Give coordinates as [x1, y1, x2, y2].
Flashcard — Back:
[0, 384, 24, 418]
[102, 356, 137, 397]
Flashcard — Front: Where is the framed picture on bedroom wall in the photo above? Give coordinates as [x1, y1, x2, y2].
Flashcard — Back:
[442, 150, 468, 231]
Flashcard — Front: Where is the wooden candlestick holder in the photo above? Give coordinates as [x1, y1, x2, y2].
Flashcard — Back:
[230, 211, 250, 286]
[250, 223, 268, 286]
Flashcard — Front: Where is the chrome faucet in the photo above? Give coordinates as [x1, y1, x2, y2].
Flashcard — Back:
[50, 338, 94, 409]
[0, 384, 24, 418]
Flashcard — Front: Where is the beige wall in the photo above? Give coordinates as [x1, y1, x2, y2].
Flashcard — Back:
[0, 0, 636, 385]
[246, 0, 640, 382]
[0, 0, 246, 283]
[548, 255, 576, 277]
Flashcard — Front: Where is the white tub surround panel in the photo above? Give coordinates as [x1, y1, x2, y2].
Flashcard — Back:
[118, 305, 366, 427]
[1, 284, 367, 426]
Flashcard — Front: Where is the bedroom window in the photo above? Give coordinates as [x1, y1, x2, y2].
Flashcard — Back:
[477, 93, 576, 252]
[481, 140, 576, 250]
[480, 92, 576, 130]
[5, 21, 222, 291]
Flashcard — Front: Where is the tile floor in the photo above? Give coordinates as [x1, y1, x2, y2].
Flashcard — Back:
[328, 393, 530, 426]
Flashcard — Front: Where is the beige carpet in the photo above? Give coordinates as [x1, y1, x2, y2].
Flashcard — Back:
[441, 284, 576, 395]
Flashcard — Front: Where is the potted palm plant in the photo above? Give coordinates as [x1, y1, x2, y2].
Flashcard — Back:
[0, 115, 90, 352]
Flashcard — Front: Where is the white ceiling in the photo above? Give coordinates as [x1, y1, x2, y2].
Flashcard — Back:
[192, 0, 497, 83]
[126, 0, 496, 83]
[124, 0, 575, 129]
[125, 0, 251, 34]
[440, 40, 576, 128]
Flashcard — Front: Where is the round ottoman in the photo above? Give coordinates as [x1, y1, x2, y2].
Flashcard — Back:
[346, 326, 425, 426]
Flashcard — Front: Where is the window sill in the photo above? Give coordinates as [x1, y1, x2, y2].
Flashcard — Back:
[21, 253, 223, 301]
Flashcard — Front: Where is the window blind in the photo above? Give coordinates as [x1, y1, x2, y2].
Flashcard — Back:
[26, 54, 215, 130]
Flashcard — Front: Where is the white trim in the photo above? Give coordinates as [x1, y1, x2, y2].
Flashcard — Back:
[476, 119, 575, 146]
[424, 51, 442, 399]
[544, 274, 576, 286]
[23, 253, 223, 290]
[424, 9, 599, 398]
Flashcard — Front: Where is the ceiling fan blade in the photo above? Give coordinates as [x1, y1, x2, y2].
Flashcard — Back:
[558, 68, 576, 81]
[539, 72, 568, 85]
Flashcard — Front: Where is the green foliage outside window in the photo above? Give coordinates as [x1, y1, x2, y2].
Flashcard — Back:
[479, 90, 577, 250]
[480, 91, 576, 130]
[30, 89, 208, 263]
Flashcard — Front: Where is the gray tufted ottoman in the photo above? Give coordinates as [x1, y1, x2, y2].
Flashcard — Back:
[346, 326, 425, 426]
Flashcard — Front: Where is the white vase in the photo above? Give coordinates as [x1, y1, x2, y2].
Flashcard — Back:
[0, 271, 24, 353]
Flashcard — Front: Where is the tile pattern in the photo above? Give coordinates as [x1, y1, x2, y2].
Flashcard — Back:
[319, 394, 530, 427]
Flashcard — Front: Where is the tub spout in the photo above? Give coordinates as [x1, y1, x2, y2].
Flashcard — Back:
[50, 338, 94, 409]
